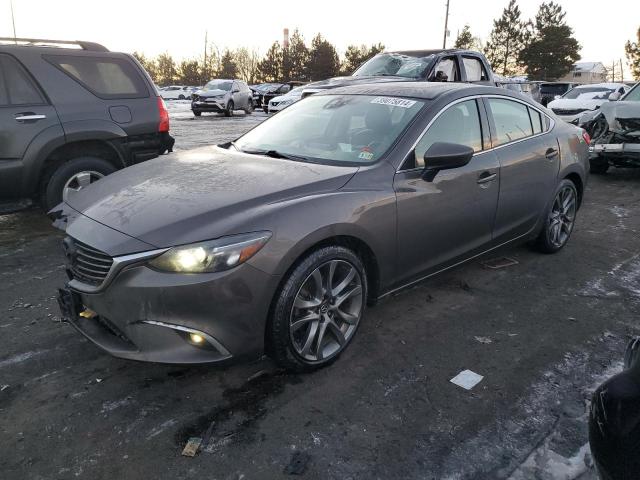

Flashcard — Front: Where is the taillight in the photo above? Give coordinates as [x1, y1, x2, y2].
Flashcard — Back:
[157, 96, 170, 133]
[582, 130, 591, 145]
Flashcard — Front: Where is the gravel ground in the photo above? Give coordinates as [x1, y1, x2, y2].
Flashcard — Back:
[1, 106, 639, 479]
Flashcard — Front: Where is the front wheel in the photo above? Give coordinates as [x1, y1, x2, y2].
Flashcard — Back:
[192, 110, 202, 117]
[268, 246, 367, 372]
[225, 101, 234, 117]
[244, 99, 253, 114]
[534, 179, 578, 254]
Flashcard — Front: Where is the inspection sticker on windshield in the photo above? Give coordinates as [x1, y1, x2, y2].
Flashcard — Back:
[371, 97, 417, 108]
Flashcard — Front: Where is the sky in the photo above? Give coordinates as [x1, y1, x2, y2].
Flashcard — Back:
[2, 0, 639, 78]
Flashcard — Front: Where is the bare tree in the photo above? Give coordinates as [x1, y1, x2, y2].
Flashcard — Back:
[235, 47, 260, 84]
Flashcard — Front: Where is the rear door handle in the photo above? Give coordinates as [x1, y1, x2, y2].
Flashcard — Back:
[15, 113, 47, 122]
[477, 172, 497, 184]
[545, 148, 558, 159]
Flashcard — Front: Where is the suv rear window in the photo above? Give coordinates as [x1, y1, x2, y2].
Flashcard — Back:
[0, 54, 45, 106]
[44, 55, 148, 99]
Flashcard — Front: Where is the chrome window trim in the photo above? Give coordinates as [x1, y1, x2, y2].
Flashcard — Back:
[396, 94, 555, 173]
[69, 247, 169, 294]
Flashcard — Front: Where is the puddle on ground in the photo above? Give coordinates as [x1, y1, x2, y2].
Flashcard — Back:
[0, 209, 59, 249]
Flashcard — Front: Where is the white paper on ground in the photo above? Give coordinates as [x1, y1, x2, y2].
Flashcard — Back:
[450, 370, 484, 390]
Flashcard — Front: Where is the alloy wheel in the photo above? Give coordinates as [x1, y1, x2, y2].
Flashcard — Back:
[289, 260, 363, 362]
[547, 185, 577, 248]
[62, 171, 105, 202]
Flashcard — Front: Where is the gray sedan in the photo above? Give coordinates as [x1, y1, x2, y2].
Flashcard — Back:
[54, 83, 590, 371]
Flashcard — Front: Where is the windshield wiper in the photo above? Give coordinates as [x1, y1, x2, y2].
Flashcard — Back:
[241, 149, 310, 162]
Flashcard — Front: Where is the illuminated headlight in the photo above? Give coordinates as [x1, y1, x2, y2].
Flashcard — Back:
[149, 232, 271, 273]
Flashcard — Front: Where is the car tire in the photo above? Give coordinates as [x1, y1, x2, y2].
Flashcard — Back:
[42, 156, 117, 211]
[244, 99, 253, 114]
[263, 107, 268, 114]
[534, 179, 579, 254]
[193, 110, 202, 117]
[179, 94, 185, 100]
[589, 157, 609, 174]
[225, 101, 234, 117]
[268, 246, 367, 372]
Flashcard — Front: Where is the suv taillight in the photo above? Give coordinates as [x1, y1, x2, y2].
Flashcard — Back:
[157, 96, 170, 133]
[582, 130, 591, 145]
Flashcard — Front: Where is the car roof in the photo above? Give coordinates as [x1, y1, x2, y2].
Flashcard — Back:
[388, 48, 479, 58]
[322, 82, 508, 101]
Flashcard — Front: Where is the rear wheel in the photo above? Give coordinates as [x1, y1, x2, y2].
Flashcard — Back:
[268, 246, 367, 372]
[244, 99, 253, 114]
[589, 157, 609, 174]
[43, 156, 116, 211]
[534, 179, 578, 254]
[192, 110, 202, 117]
[225, 101, 234, 117]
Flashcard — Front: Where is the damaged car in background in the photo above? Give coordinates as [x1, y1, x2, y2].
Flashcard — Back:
[580, 82, 640, 174]
[547, 83, 629, 126]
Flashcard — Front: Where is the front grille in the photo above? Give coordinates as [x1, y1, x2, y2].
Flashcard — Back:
[67, 238, 113, 286]
[552, 108, 587, 116]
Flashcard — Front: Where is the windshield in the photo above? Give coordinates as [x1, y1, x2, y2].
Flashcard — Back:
[353, 53, 433, 79]
[234, 94, 424, 165]
[204, 80, 232, 91]
[623, 84, 640, 101]
[563, 87, 616, 100]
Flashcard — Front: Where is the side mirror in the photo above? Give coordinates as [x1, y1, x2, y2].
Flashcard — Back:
[608, 91, 621, 101]
[232, 88, 240, 93]
[422, 142, 474, 182]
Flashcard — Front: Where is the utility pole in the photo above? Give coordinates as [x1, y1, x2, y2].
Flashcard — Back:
[611, 61, 615, 82]
[620, 58, 624, 83]
[203, 30, 208, 82]
[442, 0, 450, 49]
[10, 0, 17, 43]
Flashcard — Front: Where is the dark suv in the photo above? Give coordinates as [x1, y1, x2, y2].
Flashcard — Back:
[0, 38, 174, 212]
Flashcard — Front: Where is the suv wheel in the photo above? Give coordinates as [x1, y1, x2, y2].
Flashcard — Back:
[268, 246, 367, 372]
[192, 110, 202, 117]
[225, 101, 234, 117]
[244, 99, 253, 114]
[43, 157, 116, 211]
[534, 179, 578, 254]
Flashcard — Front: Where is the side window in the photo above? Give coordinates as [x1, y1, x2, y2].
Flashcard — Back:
[432, 57, 459, 82]
[44, 54, 148, 99]
[529, 107, 543, 134]
[487, 98, 533, 146]
[462, 57, 488, 82]
[413, 99, 483, 168]
[0, 65, 8, 106]
[0, 54, 45, 105]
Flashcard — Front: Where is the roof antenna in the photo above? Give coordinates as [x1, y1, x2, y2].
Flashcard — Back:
[10, 0, 17, 44]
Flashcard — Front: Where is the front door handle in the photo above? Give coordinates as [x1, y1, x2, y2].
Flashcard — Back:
[477, 172, 497, 184]
[545, 148, 558, 159]
[15, 113, 47, 122]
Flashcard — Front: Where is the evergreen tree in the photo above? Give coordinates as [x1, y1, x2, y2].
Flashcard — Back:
[132, 51, 158, 83]
[519, 2, 580, 80]
[484, 0, 530, 76]
[307, 34, 340, 81]
[283, 29, 310, 81]
[178, 59, 201, 85]
[257, 42, 283, 82]
[156, 52, 177, 85]
[341, 43, 385, 75]
[454, 25, 479, 50]
[626, 27, 640, 80]
[218, 49, 238, 78]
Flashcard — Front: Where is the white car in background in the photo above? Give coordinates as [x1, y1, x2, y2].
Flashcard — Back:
[548, 83, 629, 124]
[267, 86, 305, 113]
[160, 85, 193, 100]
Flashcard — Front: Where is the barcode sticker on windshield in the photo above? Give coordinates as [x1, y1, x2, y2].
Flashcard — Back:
[370, 97, 417, 108]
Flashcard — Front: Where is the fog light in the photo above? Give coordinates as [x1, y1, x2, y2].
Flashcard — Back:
[79, 308, 97, 319]
[189, 333, 205, 345]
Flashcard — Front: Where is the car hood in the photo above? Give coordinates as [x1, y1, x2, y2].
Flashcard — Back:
[548, 98, 605, 111]
[270, 94, 296, 103]
[304, 75, 415, 90]
[598, 100, 640, 134]
[196, 89, 228, 97]
[64, 146, 359, 248]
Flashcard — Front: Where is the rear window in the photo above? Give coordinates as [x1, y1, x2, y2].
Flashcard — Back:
[44, 54, 148, 99]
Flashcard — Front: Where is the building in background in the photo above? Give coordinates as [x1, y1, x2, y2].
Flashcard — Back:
[558, 62, 607, 84]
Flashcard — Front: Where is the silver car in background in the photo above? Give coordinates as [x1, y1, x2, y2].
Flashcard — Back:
[55, 83, 589, 372]
[191, 79, 254, 117]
